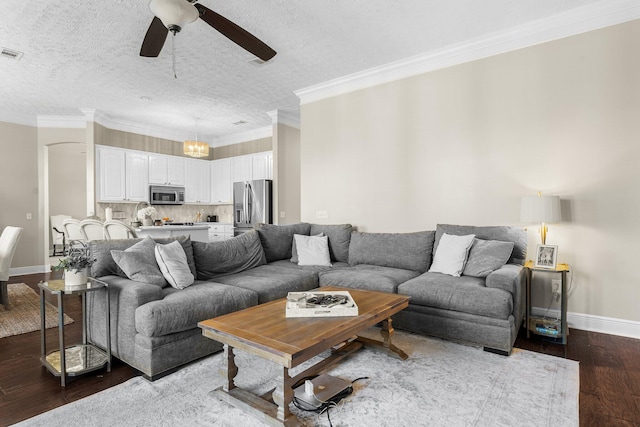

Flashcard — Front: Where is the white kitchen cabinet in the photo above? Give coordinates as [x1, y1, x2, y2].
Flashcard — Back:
[185, 158, 211, 204]
[97, 146, 149, 202]
[207, 223, 233, 242]
[125, 151, 149, 202]
[97, 146, 126, 202]
[230, 151, 273, 184]
[210, 158, 232, 204]
[149, 154, 185, 185]
[252, 152, 273, 180]
[230, 155, 252, 184]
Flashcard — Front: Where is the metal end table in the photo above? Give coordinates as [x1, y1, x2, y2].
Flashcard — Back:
[524, 260, 570, 345]
[39, 277, 111, 386]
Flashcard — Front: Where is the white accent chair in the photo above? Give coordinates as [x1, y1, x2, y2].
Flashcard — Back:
[62, 218, 85, 246]
[0, 226, 24, 310]
[103, 220, 138, 240]
[80, 219, 105, 241]
[50, 214, 71, 256]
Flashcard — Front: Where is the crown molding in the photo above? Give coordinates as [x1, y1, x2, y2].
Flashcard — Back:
[89, 110, 193, 142]
[296, 0, 640, 104]
[36, 115, 86, 128]
[267, 110, 300, 129]
[212, 126, 272, 147]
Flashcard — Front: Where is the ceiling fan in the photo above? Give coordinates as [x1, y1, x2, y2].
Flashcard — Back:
[140, 0, 276, 61]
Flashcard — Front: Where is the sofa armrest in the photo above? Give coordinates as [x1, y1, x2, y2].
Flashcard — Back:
[485, 264, 525, 296]
[87, 275, 164, 359]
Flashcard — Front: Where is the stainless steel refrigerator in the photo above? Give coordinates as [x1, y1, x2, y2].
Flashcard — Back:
[233, 179, 272, 235]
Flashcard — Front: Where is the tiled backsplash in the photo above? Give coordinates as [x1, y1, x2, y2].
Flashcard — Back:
[96, 203, 234, 224]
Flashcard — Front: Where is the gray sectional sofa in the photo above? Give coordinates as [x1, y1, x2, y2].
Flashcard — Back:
[86, 223, 527, 379]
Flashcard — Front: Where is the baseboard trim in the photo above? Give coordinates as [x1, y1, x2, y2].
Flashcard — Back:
[531, 306, 640, 340]
[9, 265, 50, 277]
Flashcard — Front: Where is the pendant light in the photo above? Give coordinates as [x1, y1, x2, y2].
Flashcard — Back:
[183, 118, 209, 158]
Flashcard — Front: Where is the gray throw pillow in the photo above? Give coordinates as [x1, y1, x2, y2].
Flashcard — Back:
[154, 240, 194, 289]
[192, 230, 267, 280]
[462, 239, 515, 277]
[110, 237, 167, 287]
[90, 236, 196, 278]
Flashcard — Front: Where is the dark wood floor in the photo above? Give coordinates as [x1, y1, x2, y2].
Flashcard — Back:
[1, 273, 639, 426]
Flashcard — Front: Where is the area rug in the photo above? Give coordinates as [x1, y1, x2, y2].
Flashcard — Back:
[0, 283, 73, 339]
[14, 330, 579, 427]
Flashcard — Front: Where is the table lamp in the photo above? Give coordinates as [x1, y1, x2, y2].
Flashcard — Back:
[520, 192, 561, 244]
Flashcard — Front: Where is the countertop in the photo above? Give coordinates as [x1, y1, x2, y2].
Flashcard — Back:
[136, 225, 210, 231]
[136, 223, 233, 231]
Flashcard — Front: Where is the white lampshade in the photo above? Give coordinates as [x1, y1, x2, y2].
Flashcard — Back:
[149, 0, 199, 30]
[520, 195, 562, 223]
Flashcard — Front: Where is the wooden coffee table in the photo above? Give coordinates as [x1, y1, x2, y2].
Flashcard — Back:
[198, 286, 410, 427]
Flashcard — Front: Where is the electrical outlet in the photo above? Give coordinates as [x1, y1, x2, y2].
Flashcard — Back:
[26, 213, 32, 220]
[316, 210, 329, 219]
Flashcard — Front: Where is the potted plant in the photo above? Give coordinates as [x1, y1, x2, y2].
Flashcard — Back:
[137, 206, 157, 226]
[53, 242, 96, 287]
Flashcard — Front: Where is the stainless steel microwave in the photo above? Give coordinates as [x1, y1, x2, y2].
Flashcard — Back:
[150, 185, 185, 205]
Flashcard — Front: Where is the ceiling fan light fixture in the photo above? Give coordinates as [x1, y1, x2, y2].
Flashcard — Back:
[149, 0, 199, 30]
[183, 140, 210, 158]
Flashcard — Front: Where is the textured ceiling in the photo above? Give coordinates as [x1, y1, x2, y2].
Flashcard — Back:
[0, 0, 602, 144]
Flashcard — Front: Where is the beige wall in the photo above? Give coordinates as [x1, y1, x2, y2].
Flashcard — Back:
[48, 143, 87, 219]
[94, 124, 198, 158]
[0, 121, 39, 269]
[300, 20, 640, 323]
[213, 137, 272, 159]
[273, 123, 301, 224]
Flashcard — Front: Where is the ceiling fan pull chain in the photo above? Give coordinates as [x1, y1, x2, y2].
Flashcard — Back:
[172, 32, 177, 79]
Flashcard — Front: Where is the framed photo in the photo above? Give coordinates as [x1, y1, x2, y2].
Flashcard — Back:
[534, 244, 558, 269]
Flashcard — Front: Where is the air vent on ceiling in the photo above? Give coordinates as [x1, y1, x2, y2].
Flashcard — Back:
[233, 120, 248, 125]
[1, 47, 24, 61]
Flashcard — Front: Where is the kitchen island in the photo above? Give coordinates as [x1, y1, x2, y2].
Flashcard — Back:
[135, 224, 210, 243]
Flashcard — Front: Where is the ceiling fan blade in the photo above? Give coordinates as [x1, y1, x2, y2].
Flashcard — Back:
[140, 17, 169, 57]
[194, 4, 276, 61]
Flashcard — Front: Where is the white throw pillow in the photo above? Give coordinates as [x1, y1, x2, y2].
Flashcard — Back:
[290, 232, 325, 263]
[294, 234, 332, 267]
[154, 240, 195, 289]
[429, 233, 476, 277]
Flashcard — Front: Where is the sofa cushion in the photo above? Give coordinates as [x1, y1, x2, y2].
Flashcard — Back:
[348, 230, 435, 273]
[211, 264, 319, 304]
[463, 239, 515, 278]
[319, 264, 420, 294]
[398, 273, 513, 320]
[294, 234, 332, 266]
[111, 237, 168, 288]
[134, 281, 258, 337]
[255, 223, 311, 262]
[435, 224, 527, 266]
[192, 230, 266, 280]
[269, 259, 350, 273]
[154, 240, 194, 289]
[310, 224, 353, 263]
[90, 236, 196, 278]
[428, 233, 475, 277]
